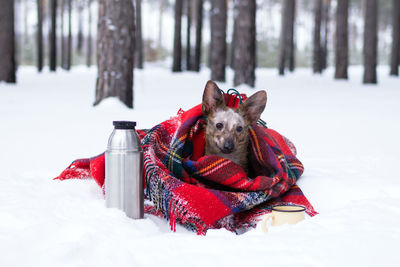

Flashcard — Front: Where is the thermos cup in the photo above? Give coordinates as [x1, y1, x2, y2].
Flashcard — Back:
[105, 121, 144, 219]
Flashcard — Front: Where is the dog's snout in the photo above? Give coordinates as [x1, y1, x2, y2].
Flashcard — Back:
[222, 139, 234, 154]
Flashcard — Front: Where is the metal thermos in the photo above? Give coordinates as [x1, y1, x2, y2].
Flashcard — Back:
[105, 121, 144, 219]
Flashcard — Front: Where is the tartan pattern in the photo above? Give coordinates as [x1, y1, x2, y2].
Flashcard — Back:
[55, 93, 316, 235]
[142, 96, 315, 234]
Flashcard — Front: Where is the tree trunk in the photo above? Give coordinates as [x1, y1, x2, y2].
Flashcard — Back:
[157, 0, 164, 51]
[334, 0, 348, 79]
[66, 0, 72, 70]
[278, 1, 287, 75]
[233, 0, 256, 87]
[363, 0, 378, 84]
[321, 0, 330, 70]
[94, 0, 136, 108]
[0, 0, 16, 83]
[230, 16, 237, 70]
[172, 0, 183, 72]
[23, 0, 28, 45]
[193, 0, 203, 72]
[87, 0, 93, 67]
[210, 0, 227, 82]
[278, 0, 296, 75]
[135, 0, 143, 69]
[49, 0, 57, 71]
[313, 0, 323, 73]
[37, 0, 44, 72]
[186, 0, 192, 70]
[287, 0, 296, 72]
[61, 0, 66, 69]
[390, 0, 400, 76]
[77, 2, 84, 54]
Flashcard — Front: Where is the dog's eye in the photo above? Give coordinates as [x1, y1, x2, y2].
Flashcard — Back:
[216, 123, 223, 130]
[236, 126, 243, 132]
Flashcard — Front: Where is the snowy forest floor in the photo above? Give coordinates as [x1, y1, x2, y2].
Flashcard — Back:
[1, 65, 399, 267]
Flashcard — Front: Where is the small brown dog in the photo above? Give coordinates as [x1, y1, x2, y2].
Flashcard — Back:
[202, 80, 267, 172]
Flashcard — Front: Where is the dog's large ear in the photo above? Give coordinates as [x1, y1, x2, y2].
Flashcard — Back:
[202, 80, 224, 115]
[239, 91, 267, 125]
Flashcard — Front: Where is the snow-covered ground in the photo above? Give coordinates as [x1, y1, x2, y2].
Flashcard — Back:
[1, 65, 399, 267]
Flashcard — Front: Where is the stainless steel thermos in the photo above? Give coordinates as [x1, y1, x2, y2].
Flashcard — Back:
[105, 121, 144, 219]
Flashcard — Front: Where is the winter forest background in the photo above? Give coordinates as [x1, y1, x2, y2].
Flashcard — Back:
[1, 0, 399, 108]
[1, 1, 400, 265]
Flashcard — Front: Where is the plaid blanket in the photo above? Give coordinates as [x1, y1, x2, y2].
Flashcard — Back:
[55, 93, 316, 234]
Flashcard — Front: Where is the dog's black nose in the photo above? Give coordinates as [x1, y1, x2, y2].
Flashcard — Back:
[222, 140, 234, 154]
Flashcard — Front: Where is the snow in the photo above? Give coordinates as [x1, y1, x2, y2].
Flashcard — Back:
[1, 65, 399, 267]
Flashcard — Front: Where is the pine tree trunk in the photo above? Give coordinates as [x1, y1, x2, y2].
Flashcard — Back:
[334, 0, 348, 79]
[66, 0, 72, 70]
[287, 0, 296, 72]
[61, 0, 66, 69]
[77, 3, 84, 54]
[0, 0, 16, 83]
[135, 0, 143, 69]
[278, 1, 287, 75]
[363, 0, 378, 84]
[230, 17, 237, 70]
[158, 0, 164, 51]
[390, 0, 400, 76]
[173, 0, 183, 72]
[193, 0, 203, 72]
[313, 0, 323, 73]
[278, 0, 296, 75]
[233, 0, 256, 87]
[37, 0, 44, 72]
[321, 0, 330, 70]
[186, 0, 192, 70]
[49, 0, 57, 71]
[86, 0, 93, 67]
[23, 0, 29, 45]
[210, 0, 227, 82]
[94, 0, 135, 108]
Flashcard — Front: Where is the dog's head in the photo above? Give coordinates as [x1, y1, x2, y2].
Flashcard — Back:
[202, 80, 267, 155]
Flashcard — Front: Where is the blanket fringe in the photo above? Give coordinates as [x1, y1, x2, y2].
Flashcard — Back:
[53, 159, 91, 180]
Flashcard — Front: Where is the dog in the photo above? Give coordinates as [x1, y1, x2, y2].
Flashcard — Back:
[202, 80, 267, 172]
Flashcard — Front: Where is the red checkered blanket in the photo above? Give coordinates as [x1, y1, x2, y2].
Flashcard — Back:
[55, 93, 316, 234]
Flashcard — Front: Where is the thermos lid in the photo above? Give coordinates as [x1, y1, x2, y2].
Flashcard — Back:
[113, 121, 136, 129]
